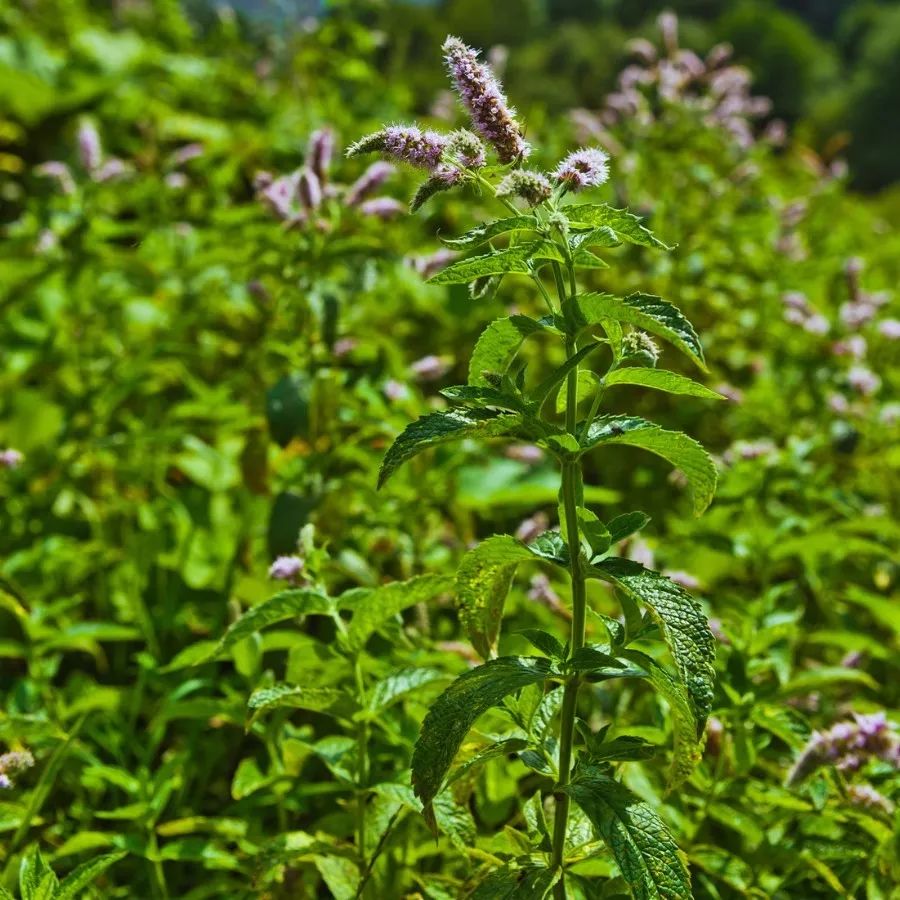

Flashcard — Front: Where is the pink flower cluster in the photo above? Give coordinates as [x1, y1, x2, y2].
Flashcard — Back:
[787, 712, 899, 786]
[258, 127, 401, 227]
[0, 750, 34, 790]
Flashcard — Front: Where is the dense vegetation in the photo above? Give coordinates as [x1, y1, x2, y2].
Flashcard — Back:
[0, 1, 898, 898]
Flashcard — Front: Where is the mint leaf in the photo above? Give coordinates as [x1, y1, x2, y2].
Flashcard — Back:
[411, 657, 554, 824]
[440, 215, 541, 250]
[566, 203, 673, 250]
[378, 408, 524, 488]
[603, 368, 724, 400]
[468, 315, 549, 387]
[566, 768, 692, 900]
[580, 416, 717, 516]
[563, 293, 705, 371]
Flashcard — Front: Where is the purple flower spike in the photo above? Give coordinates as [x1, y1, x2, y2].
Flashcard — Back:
[0, 449, 23, 469]
[345, 161, 395, 207]
[297, 169, 323, 211]
[359, 197, 404, 219]
[442, 36, 530, 163]
[307, 128, 335, 181]
[77, 121, 102, 173]
[268, 555, 305, 585]
[348, 126, 448, 171]
[554, 147, 610, 191]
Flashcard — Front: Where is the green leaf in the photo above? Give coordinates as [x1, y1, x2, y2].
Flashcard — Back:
[572, 248, 611, 269]
[411, 656, 554, 823]
[440, 216, 540, 250]
[366, 667, 448, 714]
[528, 531, 569, 565]
[577, 507, 612, 557]
[566, 768, 692, 900]
[266, 373, 310, 447]
[555, 370, 598, 414]
[247, 684, 356, 720]
[19, 847, 55, 900]
[590, 559, 715, 730]
[55, 852, 127, 899]
[518, 629, 566, 660]
[378, 409, 524, 488]
[204, 590, 333, 662]
[313, 855, 359, 900]
[623, 650, 701, 789]
[580, 416, 717, 516]
[440, 385, 526, 411]
[608, 511, 651, 544]
[563, 293, 705, 371]
[457, 535, 537, 659]
[603, 369, 724, 400]
[564, 646, 627, 674]
[528, 341, 604, 412]
[342, 573, 453, 650]
[566, 203, 673, 250]
[469, 865, 562, 898]
[468, 315, 548, 387]
[427, 246, 536, 284]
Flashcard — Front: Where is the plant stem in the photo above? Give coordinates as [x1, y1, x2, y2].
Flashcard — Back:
[551, 300, 588, 894]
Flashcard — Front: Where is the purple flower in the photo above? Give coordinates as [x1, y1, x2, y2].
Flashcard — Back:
[847, 365, 880, 396]
[410, 355, 450, 382]
[442, 36, 530, 163]
[828, 393, 850, 414]
[0, 750, 34, 788]
[359, 197, 404, 219]
[268, 555, 305, 585]
[663, 569, 700, 590]
[515, 512, 550, 544]
[626, 538, 655, 569]
[878, 319, 900, 339]
[35, 161, 75, 195]
[832, 335, 867, 358]
[259, 173, 301, 221]
[847, 783, 894, 815]
[93, 158, 128, 183]
[35, 230, 58, 254]
[880, 403, 900, 425]
[165, 172, 188, 190]
[553, 147, 610, 191]
[496, 169, 552, 206]
[505, 444, 544, 464]
[333, 337, 358, 358]
[77, 121, 102, 173]
[802, 313, 829, 335]
[348, 125, 448, 171]
[840, 301, 876, 329]
[383, 379, 408, 402]
[0, 449, 23, 469]
[170, 143, 204, 166]
[714, 383, 744, 404]
[446, 129, 486, 168]
[344, 161, 395, 207]
[407, 249, 458, 280]
[306, 128, 335, 181]
[297, 169, 323, 211]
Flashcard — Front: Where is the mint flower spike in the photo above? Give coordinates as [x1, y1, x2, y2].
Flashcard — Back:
[554, 147, 611, 191]
[496, 169, 552, 206]
[347, 125, 448, 171]
[442, 35, 530, 163]
[446, 129, 486, 169]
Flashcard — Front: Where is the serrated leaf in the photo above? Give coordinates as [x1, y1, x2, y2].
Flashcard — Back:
[590, 559, 715, 731]
[564, 646, 628, 674]
[411, 656, 554, 822]
[566, 203, 673, 250]
[555, 370, 599, 414]
[580, 416, 717, 516]
[342, 573, 453, 650]
[527, 531, 569, 565]
[603, 369, 724, 400]
[378, 408, 524, 488]
[468, 315, 548, 387]
[440, 385, 526, 411]
[313, 855, 359, 900]
[457, 535, 537, 659]
[623, 650, 701, 789]
[566, 768, 691, 900]
[55, 852, 127, 899]
[427, 246, 536, 284]
[247, 684, 356, 720]
[578, 507, 612, 557]
[440, 216, 540, 250]
[563, 293, 705, 371]
[518, 629, 566, 660]
[469, 865, 562, 899]
[608, 511, 651, 544]
[203, 590, 333, 662]
[366, 667, 447, 713]
[19, 847, 54, 900]
[572, 248, 611, 269]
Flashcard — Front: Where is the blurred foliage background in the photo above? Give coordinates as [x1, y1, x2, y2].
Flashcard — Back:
[0, 0, 898, 897]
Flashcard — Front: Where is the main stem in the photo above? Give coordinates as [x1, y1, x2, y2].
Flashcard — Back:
[552, 327, 588, 896]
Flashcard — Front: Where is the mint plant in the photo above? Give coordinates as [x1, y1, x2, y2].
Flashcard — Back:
[349, 36, 723, 898]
